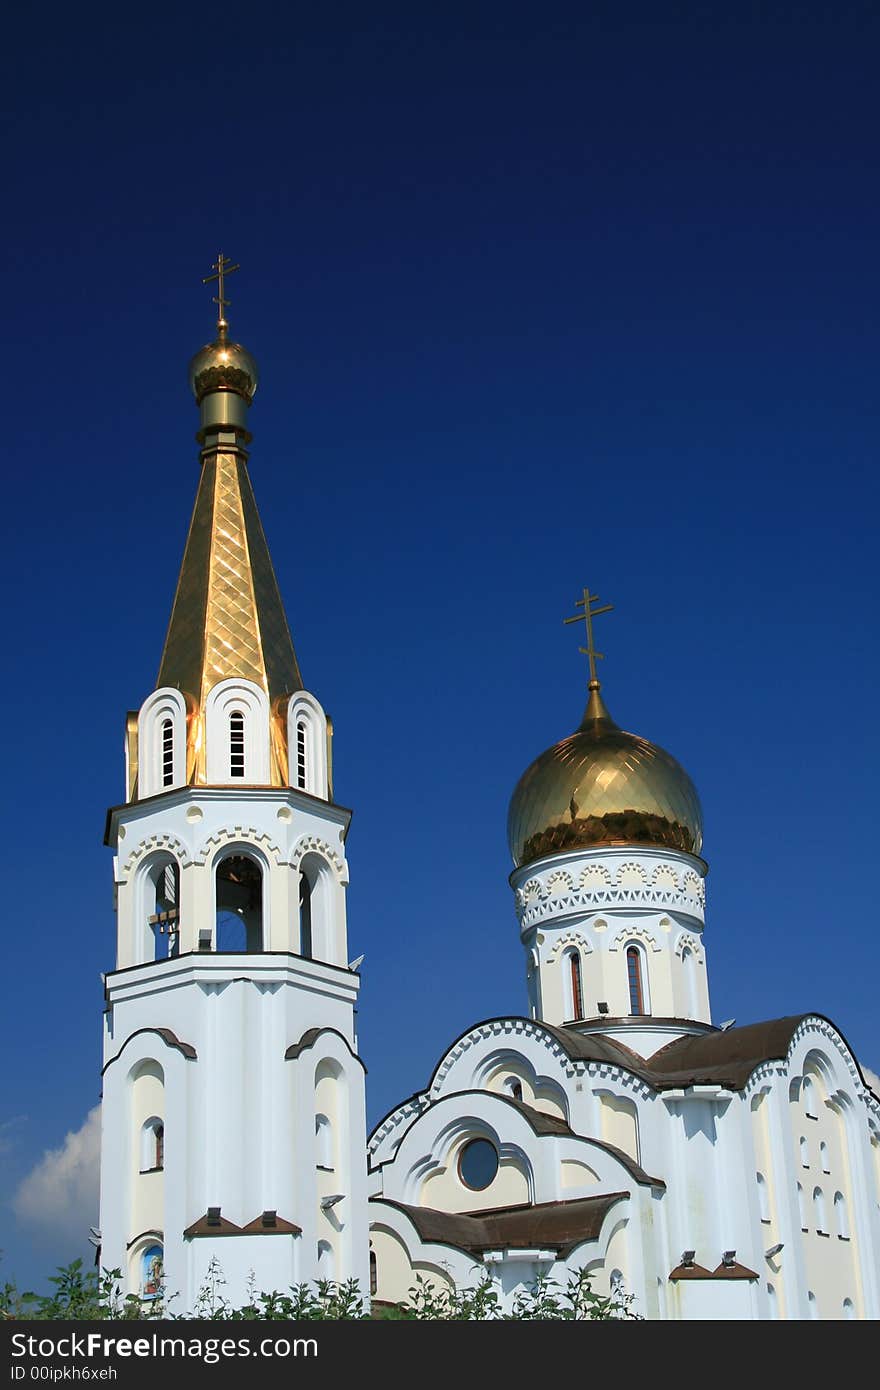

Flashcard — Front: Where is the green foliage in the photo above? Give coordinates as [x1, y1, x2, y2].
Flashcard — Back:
[398, 1267, 640, 1320]
[0, 1255, 639, 1321]
[188, 1258, 368, 1320]
[1, 1259, 159, 1322]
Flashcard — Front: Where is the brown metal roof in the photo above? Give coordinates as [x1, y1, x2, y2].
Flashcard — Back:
[669, 1260, 759, 1281]
[507, 1098, 573, 1136]
[543, 1015, 814, 1092]
[102, 1026, 197, 1075]
[644, 1017, 810, 1091]
[372, 1193, 629, 1259]
[184, 1210, 301, 1238]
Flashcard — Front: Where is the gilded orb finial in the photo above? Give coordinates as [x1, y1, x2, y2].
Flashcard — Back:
[563, 585, 614, 688]
[202, 252, 240, 340]
[189, 253, 258, 409]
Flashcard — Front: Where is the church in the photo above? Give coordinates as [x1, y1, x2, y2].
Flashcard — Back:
[97, 261, 880, 1320]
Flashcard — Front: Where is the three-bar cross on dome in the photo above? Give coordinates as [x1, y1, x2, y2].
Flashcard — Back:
[507, 586, 703, 869]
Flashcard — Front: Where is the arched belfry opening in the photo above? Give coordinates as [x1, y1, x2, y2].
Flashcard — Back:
[144, 857, 180, 962]
[298, 852, 336, 963]
[215, 853, 264, 952]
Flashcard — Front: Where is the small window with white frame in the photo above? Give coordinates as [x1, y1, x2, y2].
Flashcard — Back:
[229, 711, 245, 778]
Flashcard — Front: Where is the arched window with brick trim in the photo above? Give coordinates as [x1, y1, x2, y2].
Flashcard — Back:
[626, 945, 647, 1016]
[565, 948, 584, 1021]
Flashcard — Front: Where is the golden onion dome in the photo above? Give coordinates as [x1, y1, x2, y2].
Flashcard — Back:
[189, 336, 258, 405]
[508, 682, 703, 869]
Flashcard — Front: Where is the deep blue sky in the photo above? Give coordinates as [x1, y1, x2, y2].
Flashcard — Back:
[2, 3, 878, 1291]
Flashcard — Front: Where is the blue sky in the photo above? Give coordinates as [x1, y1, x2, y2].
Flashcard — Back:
[2, 2, 878, 1292]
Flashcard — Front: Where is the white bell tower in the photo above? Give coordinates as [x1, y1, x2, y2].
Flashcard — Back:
[98, 257, 368, 1311]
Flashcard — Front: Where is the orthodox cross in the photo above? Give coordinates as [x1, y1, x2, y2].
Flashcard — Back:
[203, 253, 240, 337]
[563, 585, 614, 685]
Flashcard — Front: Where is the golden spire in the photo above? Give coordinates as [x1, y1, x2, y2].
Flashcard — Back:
[203, 252, 240, 340]
[155, 261, 303, 783]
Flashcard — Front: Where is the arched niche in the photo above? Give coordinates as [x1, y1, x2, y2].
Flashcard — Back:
[287, 690, 329, 799]
[205, 678, 270, 785]
[315, 1058, 347, 1188]
[138, 688, 187, 798]
[598, 1092, 641, 1164]
[129, 1237, 164, 1302]
[299, 851, 339, 963]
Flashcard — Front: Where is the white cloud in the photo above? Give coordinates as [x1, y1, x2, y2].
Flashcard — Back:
[13, 1107, 101, 1243]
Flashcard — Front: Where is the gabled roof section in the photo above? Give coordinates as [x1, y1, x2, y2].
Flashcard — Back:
[157, 452, 302, 709]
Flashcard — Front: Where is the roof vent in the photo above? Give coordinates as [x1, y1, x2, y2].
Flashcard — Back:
[206, 1206, 222, 1227]
[721, 1250, 736, 1268]
[261, 1210, 277, 1228]
[680, 1250, 696, 1267]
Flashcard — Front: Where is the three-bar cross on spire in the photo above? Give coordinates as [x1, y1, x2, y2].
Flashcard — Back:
[564, 585, 614, 687]
[203, 252, 240, 339]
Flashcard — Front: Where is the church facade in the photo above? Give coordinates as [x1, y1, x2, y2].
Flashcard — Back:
[97, 280, 880, 1319]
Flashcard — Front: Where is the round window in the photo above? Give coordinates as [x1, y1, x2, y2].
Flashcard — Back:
[458, 1138, 499, 1190]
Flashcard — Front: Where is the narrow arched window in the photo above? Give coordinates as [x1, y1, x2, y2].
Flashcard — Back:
[813, 1186, 826, 1233]
[299, 873, 313, 959]
[842, 1297, 855, 1319]
[315, 1113, 333, 1170]
[568, 950, 584, 1021]
[797, 1182, 807, 1230]
[799, 1135, 809, 1167]
[807, 1291, 818, 1319]
[229, 711, 245, 778]
[681, 946, 698, 1017]
[369, 1248, 378, 1297]
[506, 1077, 524, 1103]
[296, 720, 307, 790]
[140, 1117, 164, 1172]
[834, 1191, 849, 1239]
[161, 719, 174, 787]
[756, 1171, 770, 1223]
[626, 946, 645, 1016]
[802, 1076, 817, 1119]
[767, 1283, 778, 1318]
[819, 1141, 830, 1173]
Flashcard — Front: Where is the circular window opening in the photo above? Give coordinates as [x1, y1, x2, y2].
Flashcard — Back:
[458, 1138, 499, 1191]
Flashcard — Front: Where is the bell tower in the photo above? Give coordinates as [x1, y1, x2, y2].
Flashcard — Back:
[98, 258, 368, 1310]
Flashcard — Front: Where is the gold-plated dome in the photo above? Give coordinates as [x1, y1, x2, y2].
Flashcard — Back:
[189, 337, 258, 405]
[507, 683, 703, 868]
